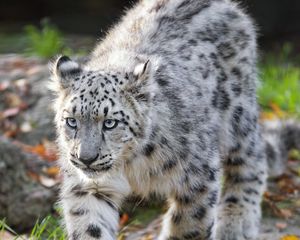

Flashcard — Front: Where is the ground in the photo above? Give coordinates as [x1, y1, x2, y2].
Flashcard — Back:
[0, 54, 299, 239]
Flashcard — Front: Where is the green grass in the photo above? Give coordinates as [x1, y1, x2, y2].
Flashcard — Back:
[0, 216, 65, 240]
[24, 20, 72, 58]
[258, 44, 300, 118]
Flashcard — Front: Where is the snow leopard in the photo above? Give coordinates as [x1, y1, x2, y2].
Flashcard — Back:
[49, 0, 296, 239]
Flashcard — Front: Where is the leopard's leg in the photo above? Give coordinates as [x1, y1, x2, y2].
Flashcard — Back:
[61, 173, 130, 240]
[217, 121, 267, 240]
[158, 140, 221, 240]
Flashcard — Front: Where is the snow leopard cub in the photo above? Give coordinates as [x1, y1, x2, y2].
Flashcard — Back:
[50, 0, 267, 239]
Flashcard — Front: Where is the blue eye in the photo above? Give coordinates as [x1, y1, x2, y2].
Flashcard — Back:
[103, 119, 118, 130]
[66, 118, 77, 129]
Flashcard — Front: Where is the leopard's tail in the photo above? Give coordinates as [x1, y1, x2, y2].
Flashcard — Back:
[261, 119, 300, 177]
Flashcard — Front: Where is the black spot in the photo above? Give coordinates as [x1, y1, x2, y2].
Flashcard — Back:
[225, 196, 239, 204]
[231, 67, 242, 78]
[109, 98, 115, 106]
[193, 207, 206, 220]
[162, 159, 177, 172]
[232, 106, 257, 138]
[157, 77, 169, 86]
[206, 221, 214, 239]
[175, 194, 192, 205]
[217, 42, 236, 59]
[211, 88, 230, 110]
[72, 231, 80, 240]
[171, 213, 182, 225]
[93, 192, 117, 211]
[243, 188, 259, 195]
[104, 107, 108, 116]
[207, 190, 218, 207]
[143, 143, 155, 156]
[72, 106, 77, 114]
[86, 224, 102, 238]
[231, 82, 242, 96]
[71, 185, 88, 197]
[226, 172, 260, 184]
[190, 183, 207, 194]
[70, 208, 88, 216]
[225, 10, 240, 19]
[183, 230, 200, 239]
[226, 157, 245, 166]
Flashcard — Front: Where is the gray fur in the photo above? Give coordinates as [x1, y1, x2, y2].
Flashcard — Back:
[50, 0, 279, 239]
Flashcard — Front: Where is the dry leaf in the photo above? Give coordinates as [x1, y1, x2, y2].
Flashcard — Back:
[269, 102, 286, 118]
[281, 235, 300, 240]
[39, 175, 59, 188]
[0, 107, 20, 119]
[5, 92, 23, 107]
[260, 111, 278, 120]
[120, 213, 129, 226]
[0, 81, 10, 91]
[20, 122, 33, 133]
[45, 166, 60, 177]
[279, 209, 293, 219]
[275, 222, 287, 230]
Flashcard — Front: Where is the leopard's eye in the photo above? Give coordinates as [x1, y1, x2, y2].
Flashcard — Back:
[66, 118, 77, 129]
[103, 119, 118, 130]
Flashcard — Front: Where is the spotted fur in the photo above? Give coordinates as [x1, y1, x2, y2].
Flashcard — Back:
[50, 0, 283, 239]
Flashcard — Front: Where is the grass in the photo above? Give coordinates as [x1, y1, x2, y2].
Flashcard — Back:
[24, 19, 72, 58]
[0, 216, 65, 240]
[258, 44, 300, 118]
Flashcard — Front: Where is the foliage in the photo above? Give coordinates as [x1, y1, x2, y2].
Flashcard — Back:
[24, 20, 71, 58]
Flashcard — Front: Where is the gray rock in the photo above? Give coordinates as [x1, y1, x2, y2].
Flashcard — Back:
[0, 136, 57, 231]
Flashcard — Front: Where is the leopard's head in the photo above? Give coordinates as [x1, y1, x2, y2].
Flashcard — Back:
[50, 56, 156, 177]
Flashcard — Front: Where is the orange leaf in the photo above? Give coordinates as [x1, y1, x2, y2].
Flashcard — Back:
[120, 213, 129, 226]
[260, 111, 278, 121]
[45, 166, 60, 177]
[269, 102, 286, 118]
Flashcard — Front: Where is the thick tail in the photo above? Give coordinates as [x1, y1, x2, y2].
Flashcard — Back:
[261, 119, 300, 177]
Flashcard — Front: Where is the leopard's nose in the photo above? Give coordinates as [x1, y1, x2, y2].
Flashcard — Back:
[78, 153, 99, 166]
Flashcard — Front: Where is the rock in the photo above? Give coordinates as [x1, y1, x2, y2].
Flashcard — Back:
[0, 136, 57, 232]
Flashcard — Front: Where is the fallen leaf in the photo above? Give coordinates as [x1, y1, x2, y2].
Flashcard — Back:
[281, 235, 300, 240]
[0, 81, 10, 91]
[120, 213, 129, 226]
[5, 92, 23, 107]
[0, 107, 20, 119]
[39, 175, 59, 188]
[269, 102, 286, 118]
[20, 121, 33, 133]
[45, 166, 60, 177]
[279, 209, 293, 219]
[260, 111, 278, 120]
[275, 222, 287, 230]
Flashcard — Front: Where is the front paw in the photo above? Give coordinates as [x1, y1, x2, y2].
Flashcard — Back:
[216, 205, 260, 240]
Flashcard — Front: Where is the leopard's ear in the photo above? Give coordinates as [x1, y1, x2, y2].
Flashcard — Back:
[123, 60, 156, 102]
[51, 56, 82, 90]
[133, 60, 151, 81]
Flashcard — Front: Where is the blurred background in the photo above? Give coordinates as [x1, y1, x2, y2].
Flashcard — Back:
[1, 0, 300, 53]
[0, 1, 300, 239]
